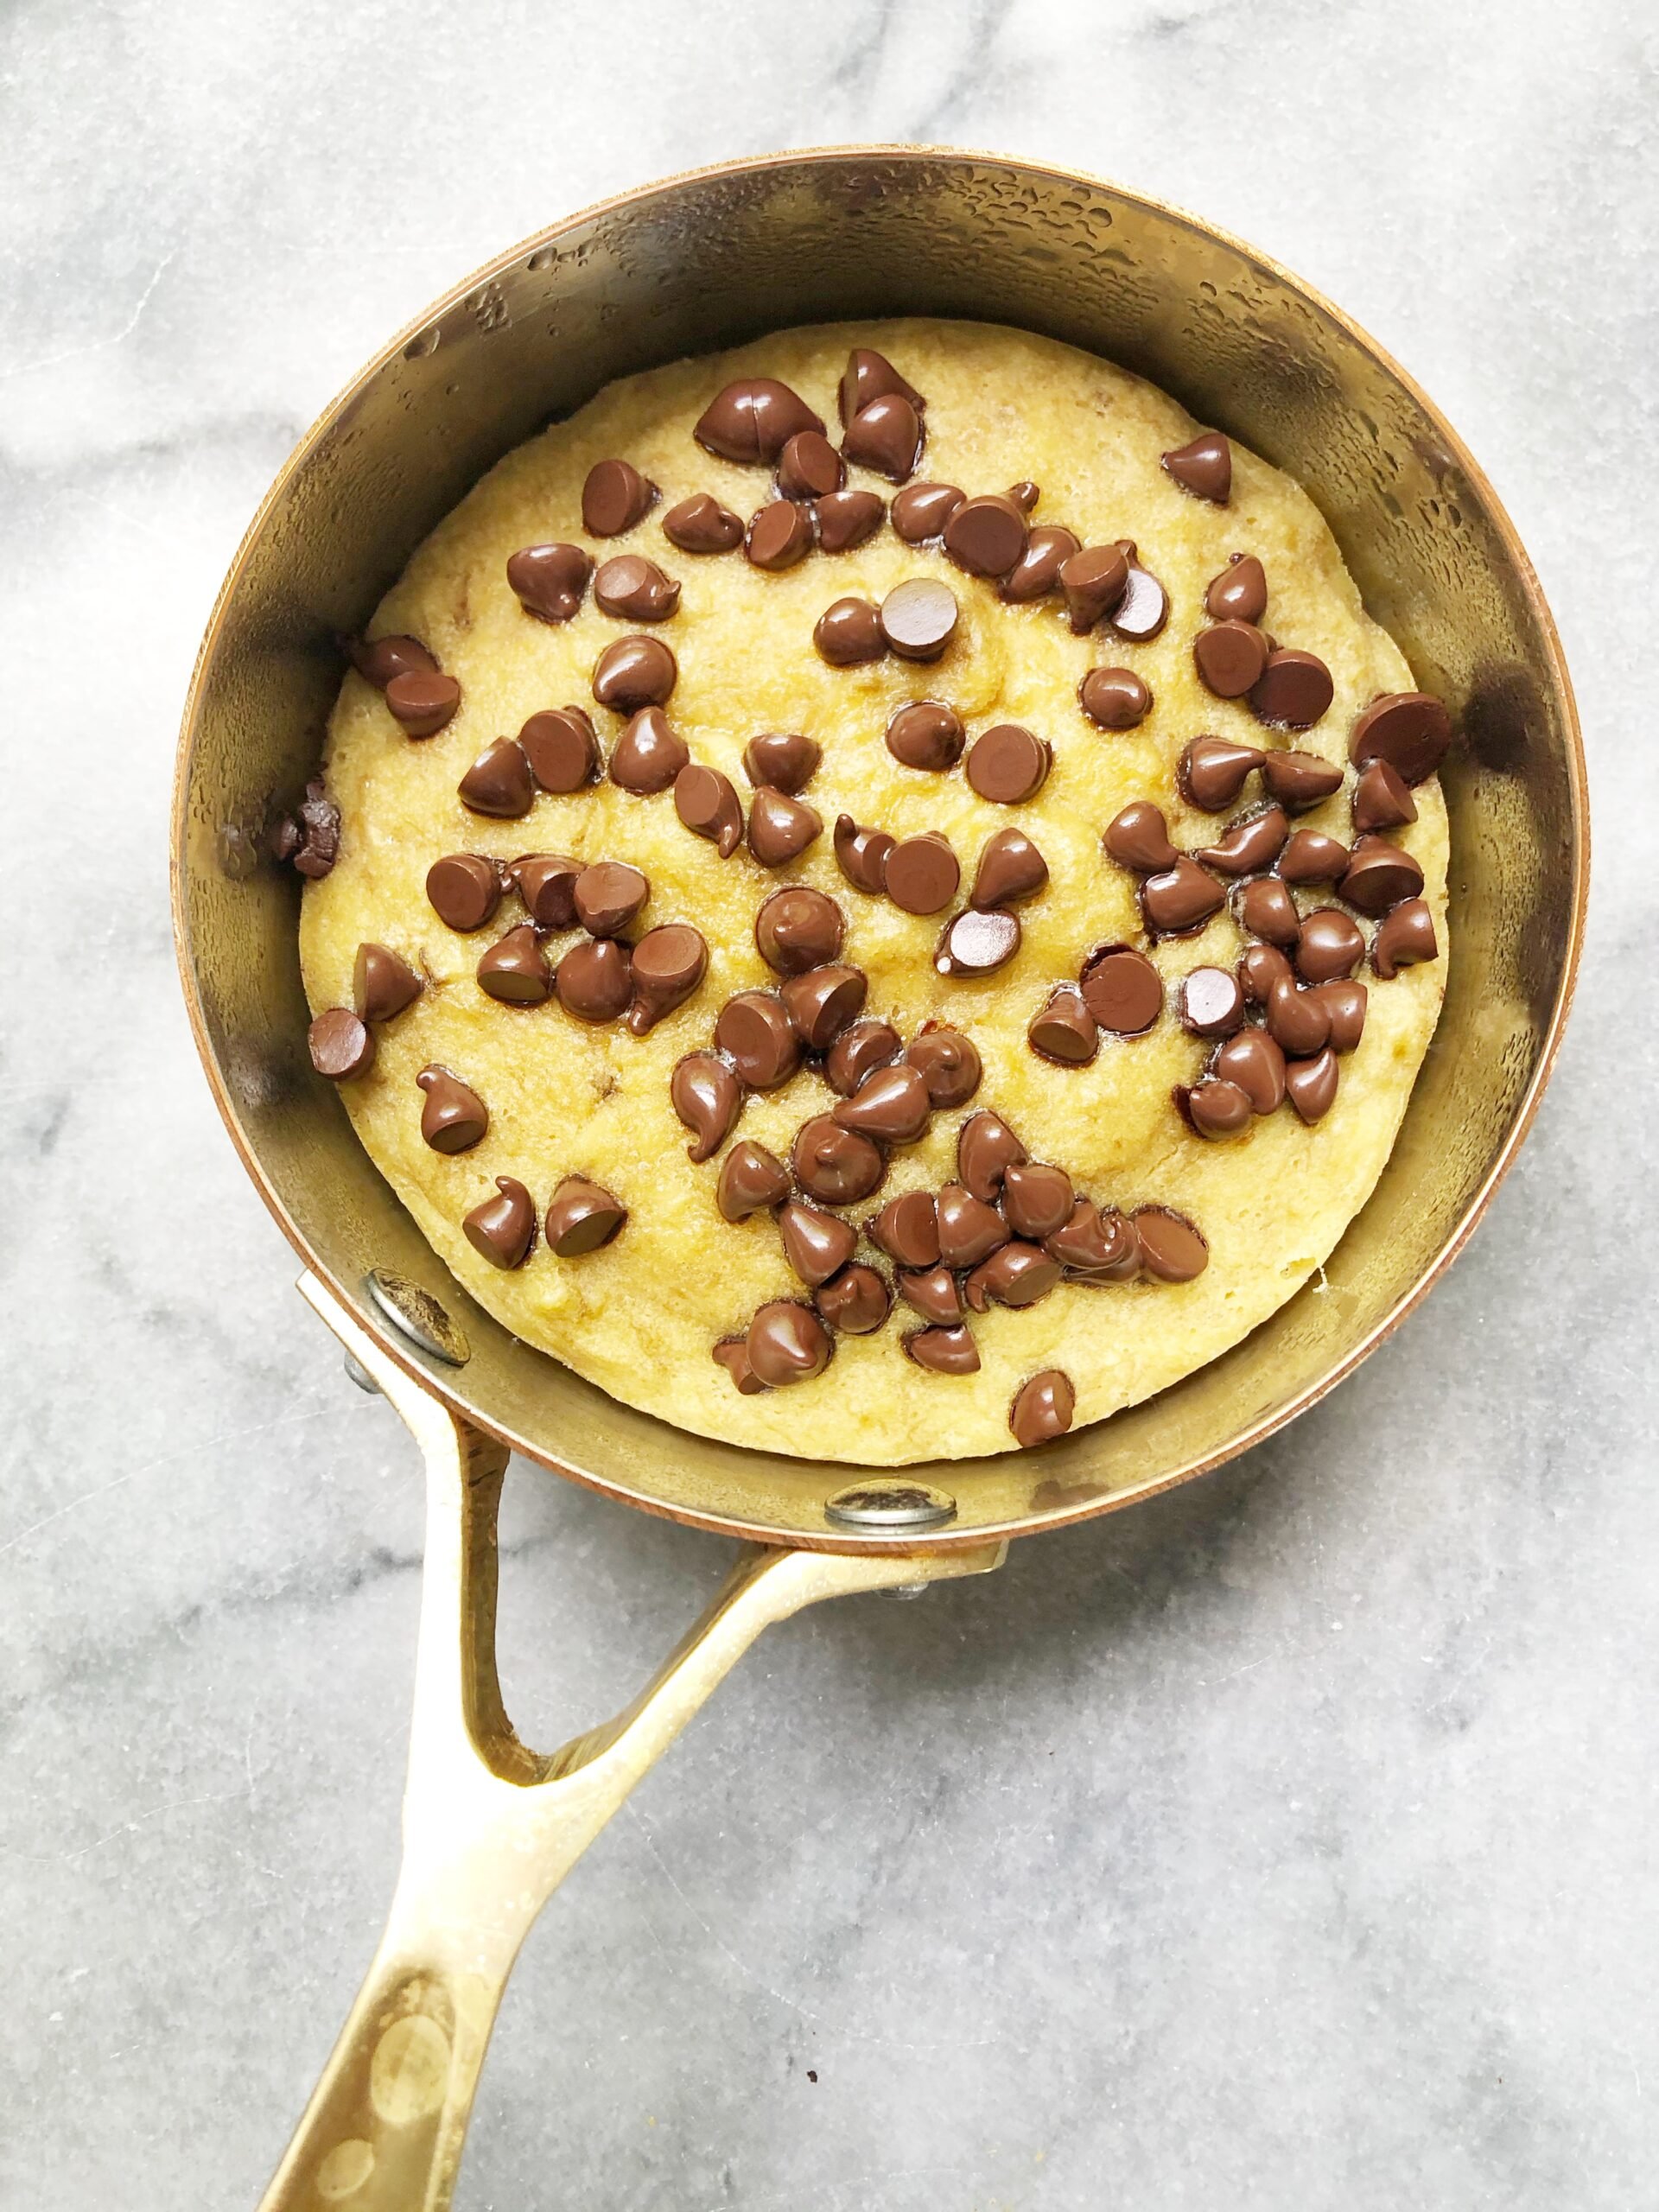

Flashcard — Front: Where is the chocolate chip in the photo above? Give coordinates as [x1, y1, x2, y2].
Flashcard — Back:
[428, 853, 505, 931]
[308, 1007, 374, 1081]
[779, 963, 867, 1050]
[892, 481, 964, 543]
[1236, 876, 1301, 948]
[519, 706, 601, 792]
[905, 1028, 981, 1108]
[1179, 735, 1264, 811]
[507, 855, 577, 932]
[964, 1242, 1061, 1313]
[838, 346, 924, 426]
[1010, 1370, 1076, 1446]
[747, 785, 823, 867]
[1161, 431, 1231, 503]
[755, 885, 844, 975]
[1351, 758, 1418, 834]
[813, 488, 885, 552]
[695, 378, 823, 465]
[556, 938, 632, 1021]
[880, 577, 958, 661]
[1372, 898, 1438, 979]
[1028, 988, 1098, 1065]
[1265, 973, 1332, 1057]
[1350, 692, 1452, 785]
[1205, 554, 1268, 624]
[594, 554, 681, 623]
[477, 924, 551, 1005]
[545, 1174, 627, 1255]
[353, 943, 421, 1022]
[1002, 1161, 1075, 1241]
[870, 1190, 941, 1270]
[1058, 543, 1129, 632]
[1185, 1077, 1253, 1140]
[937, 1182, 1009, 1269]
[1237, 941, 1294, 1004]
[1194, 620, 1270, 699]
[743, 731, 820, 792]
[582, 459, 657, 537]
[626, 925, 708, 1034]
[970, 827, 1047, 910]
[1215, 1028, 1287, 1114]
[1313, 979, 1367, 1053]
[1109, 554, 1170, 641]
[834, 1063, 931, 1143]
[814, 1264, 892, 1335]
[1141, 860, 1225, 938]
[1198, 805, 1289, 875]
[906, 1324, 981, 1375]
[715, 992, 801, 1089]
[834, 814, 893, 894]
[463, 1177, 537, 1269]
[713, 1339, 764, 1394]
[387, 671, 461, 737]
[1045, 1202, 1139, 1282]
[777, 430, 844, 501]
[813, 596, 885, 666]
[593, 634, 677, 711]
[1007, 481, 1039, 512]
[1338, 834, 1424, 916]
[1133, 1206, 1209, 1281]
[1278, 828, 1350, 885]
[828, 1019, 901, 1096]
[965, 723, 1049, 804]
[674, 763, 745, 857]
[886, 833, 959, 915]
[944, 493, 1027, 579]
[899, 1267, 964, 1325]
[671, 1052, 741, 1161]
[1001, 525, 1079, 603]
[791, 1116, 884, 1205]
[779, 1198, 859, 1287]
[417, 1065, 487, 1153]
[843, 394, 924, 481]
[574, 861, 648, 937]
[887, 698, 966, 773]
[957, 1109, 1026, 1201]
[1251, 649, 1333, 729]
[1079, 666, 1153, 730]
[1179, 966, 1245, 1038]
[608, 705, 689, 794]
[747, 499, 816, 571]
[1260, 750, 1344, 810]
[663, 493, 744, 554]
[1103, 803, 1178, 874]
[272, 777, 341, 880]
[1296, 907, 1365, 984]
[1284, 1048, 1339, 1125]
[1080, 944, 1164, 1033]
[507, 542, 592, 623]
[458, 738, 534, 818]
[746, 1300, 834, 1387]
[346, 632, 436, 687]
[935, 907, 1020, 977]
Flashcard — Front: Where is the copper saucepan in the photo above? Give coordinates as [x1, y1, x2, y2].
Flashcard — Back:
[173, 148, 1587, 2210]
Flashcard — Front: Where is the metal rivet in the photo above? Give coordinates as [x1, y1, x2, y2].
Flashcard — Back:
[343, 1352, 382, 1395]
[823, 1482, 957, 1532]
[363, 1269, 470, 1367]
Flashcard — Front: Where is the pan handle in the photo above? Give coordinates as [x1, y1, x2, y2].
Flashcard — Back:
[256, 1274, 1004, 2212]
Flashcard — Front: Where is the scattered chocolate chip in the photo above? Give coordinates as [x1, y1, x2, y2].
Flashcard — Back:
[477, 924, 551, 1005]
[906, 1324, 980, 1375]
[1179, 735, 1264, 811]
[695, 378, 823, 465]
[814, 1264, 892, 1335]
[346, 632, 436, 687]
[1278, 828, 1350, 885]
[1194, 619, 1270, 699]
[1161, 431, 1231, 503]
[746, 1300, 834, 1387]
[743, 731, 819, 792]
[1372, 898, 1439, 979]
[387, 671, 461, 737]
[713, 1338, 764, 1394]
[957, 1109, 1027, 1201]
[871, 1190, 941, 1270]
[828, 1019, 902, 1096]
[779, 963, 867, 1050]
[1285, 1048, 1339, 1125]
[1010, 1370, 1076, 1446]
[574, 861, 648, 937]
[1028, 988, 1098, 1066]
[964, 1242, 1061, 1312]
[1109, 552, 1170, 641]
[792, 1116, 884, 1205]
[428, 852, 505, 931]
[715, 991, 801, 1089]
[965, 723, 1049, 804]
[1198, 805, 1290, 875]
[899, 1266, 964, 1325]
[1265, 972, 1332, 1057]
[834, 814, 893, 894]
[271, 777, 341, 880]
[1002, 1161, 1075, 1241]
[1007, 481, 1039, 512]
[1185, 1077, 1253, 1140]
[838, 346, 924, 426]
[814, 596, 885, 665]
[1179, 966, 1245, 1038]
[593, 633, 677, 712]
[1251, 648, 1334, 729]
[1260, 749, 1344, 810]
[1141, 861, 1225, 938]
[884, 700, 962, 775]
[507, 542, 592, 623]
[1296, 907, 1366, 984]
[1312, 979, 1367, 1053]
[880, 577, 958, 661]
[519, 706, 601, 792]
[938, 1181, 1009, 1269]
[1046, 1201, 1139, 1282]
[1080, 943, 1164, 1033]
[594, 554, 680, 623]
[308, 1007, 373, 1081]
[747, 499, 815, 571]
[886, 832, 960, 915]
[970, 827, 1048, 911]
[674, 763, 745, 857]
[779, 1198, 859, 1287]
[944, 493, 1027, 579]
[899, 1030, 976, 1109]
[663, 493, 744, 554]
[835, 1063, 931, 1142]
[843, 394, 924, 480]
[545, 1174, 627, 1254]
[1352, 757, 1419, 834]
[463, 1177, 537, 1269]
[582, 459, 658, 537]
[747, 785, 823, 867]
[1058, 543, 1129, 633]
[1002, 525, 1079, 603]
[509, 852, 581, 932]
[608, 704, 689, 794]
[458, 738, 534, 818]
[755, 885, 844, 975]
[417, 1065, 487, 1153]
[813, 487, 885, 552]
[1133, 1206, 1209, 1281]
[936, 907, 1020, 977]
[1350, 691, 1452, 785]
[1236, 876, 1301, 948]
[556, 938, 632, 1022]
[1338, 834, 1424, 916]
[1237, 941, 1294, 1004]
[1215, 1027, 1287, 1114]
[626, 924, 708, 1034]
[1205, 554, 1268, 624]
[672, 1052, 741, 1161]
[1079, 665, 1153, 730]
[777, 429, 845, 501]
[353, 943, 421, 1022]
[1104, 802, 1178, 873]
[892, 481, 965, 543]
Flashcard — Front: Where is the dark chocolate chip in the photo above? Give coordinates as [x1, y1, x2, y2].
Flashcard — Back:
[743, 731, 820, 792]
[593, 634, 677, 711]
[814, 596, 885, 666]
[747, 785, 823, 867]
[1079, 666, 1153, 730]
[965, 723, 1049, 804]
[891, 481, 964, 543]
[964, 1242, 1061, 1312]
[715, 992, 801, 1089]
[755, 885, 844, 975]
[935, 907, 1020, 977]
[1109, 552, 1170, 641]
[417, 1065, 487, 1153]
[906, 1028, 981, 1107]
[843, 394, 924, 480]
[886, 833, 959, 916]
[970, 827, 1047, 910]
[779, 1198, 859, 1287]
[1103, 803, 1179, 874]
[745, 1300, 833, 1388]
[1371, 898, 1439, 979]
[594, 554, 681, 623]
[582, 459, 657, 537]
[1215, 1027, 1287, 1114]
[1350, 692, 1452, 785]
[747, 499, 815, 571]
[507, 542, 592, 623]
[463, 1177, 537, 1269]
[1260, 750, 1344, 810]
[813, 488, 885, 552]
[1265, 973, 1332, 1057]
[1236, 876, 1301, 948]
[1237, 940, 1294, 1004]
[1185, 1077, 1252, 1140]
[1001, 1161, 1075, 1241]
[906, 1324, 981, 1375]
[944, 493, 1027, 579]
[777, 430, 845, 501]
[555, 937, 633, 1021]
[477, 924, 551, 1005]
[1352, 758, 1419, 834]
[899, 1266, 964, 1325]
[428, 853, 505, 931]
[1058, 543, 1129, 632]
[1250, 649, 1334, 729]
[834, 814, 893, 894]
[353, 943, 421, 1022]
[1010, 1370, 1076, 1446]
[1277, 828, 1351, 885]
[1080, 944, 1164, 1033]
[814, 1264, 892, 1335]
[1001, 525, 1079, 603]
[671, 1052, 741, 1161]
[791, 1116, 884, 1205]
[880, 577, 958, 662]
[838, 346, 924, 426]
[695, 378, 823, 465]
[387, 671, 461, 737]
[957, 1109, 1027, 1201]
[1141, 860, 1225, 938]
[1046, 1201, 1139, 1282]
[1205, 554, 1268, 624]
[608, 705, 689, 794]
[458, 738, 534, 818]
[887, 699, 964, 772]
[1179, 966, 1245, 1038]
[545, 1174, 627, 1255]
[1284, 1048, 1339, 1125]
[674, 763, 744, 857]
[519, 706, 601, 792]
[1198, 805, 1289, 875]
[346, 632, 436, 687]
[1194, 620, 1270, 699]
[626, 925, 708, 1034]
[574, 861, 648, 937]
[828, 1019, 902, 1097]
[1180, 735, 1264, 811]
[1028, 988, 1098, 1066]
[663, 493, 744, 554]
[834, 1063, 931, 1143]
[870, 1190, 941, 1270]
[713, 1339, 765, 1395]
[1312, 979, 1367, 1053]
[308, 1007, 374, 1081]
[1161, 431, 1231, 503]
[1338, 834, 1425, 916]
[937, 1181, 1009, 1268]
[1296, 907, 1366, 983]
[779, 963, 867, 1050]
[1133, 1206, 1209, 1281]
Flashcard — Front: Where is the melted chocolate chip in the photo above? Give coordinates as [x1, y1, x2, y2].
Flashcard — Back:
[1010, 1370, 1077, 1447]
[1350, 692, 1452, 785]
[1185, 1077, 1252, 1140]
[1251, 649, 1334, 729]
[880, 577, 958, 661]
[458, 738, 535, 819]
[838, 346, 924, 426]
[1007, 481, 1039, 512]
[1180, 736, 1264, 811]
[1296, 907, 1366, 983]
[477, 924, 551, 1005]
[1104, 803, 1179, 874]
[463, 1178, 537, 1269]
[626, 925, 708, 1034]
[745, 1300, 833, 1388]
[887, 699, 965, 774]
[828, 1019, 902, 1097]
[834, 814, 894, 894]
[347, 632, 436, 687]
[937, 1182, 1009, 1269]
[428, 852, 505, 931]
[1205, 554, 1268, 624]
[271, 778, 340, 880]
[792, 1116, 885, 1205]
[593, 634, 677, 711]
[545, 1175, 627, 1255]
[1352, 758, 1418, 834]
[1277, 828, 1351, 885]
[663, 493, 743, 554]
[520, 706, 601, 792]
[672, 1052, 741, 1161]
[1313, 979, 1368, 1054]
[1260, 749, 1344, 810]
[594, 554, 681, 623]
[835, 1063, 931, 1143]
[1046, 1202, 1139, 1282]
[1372, 898, 1438, 979]
[843, 394, 924, 481]
[743, 731, 820, 792]
[899, 1266, 964, 1325]
[777, 430, 844, 501]
[1109, 552, 1170, 642]
[1161, 431, 1231, 503]
[582, 459, 658, 537]
[906, 1324, 981, 1375]
[965, 723, 1049, 804]
[353, 943, 422, 1023]
[696, 378, 823, 465]
[507, 542, 592, 623]
[1133, 1206, 1209, 1281]
[970, 827, 1047, 909]
[892, 481, 965, 543]
[747, 499, 816, 571]
[1002, 525, 1079, 603]
[674, 763, 744, 857]
[814, 1264, 892, 1335]
[1338, 834, 1424, 916]
[779, 1198, 859, 1287]
[906, 1028, 981, 1107]
[608, 705, 689, 794]
[1215, 1028, 1287, 1115]
[1236, 876, 1301, 948]
[814, 596, 885, 666]
[1237, 940, 1294, 1005]
[1080, 944, 1164, 1033]
[813, 488, 885, 552]
[1179, 966, 1245, 1038]
[1028, 988, 1099, 1066]
[1079, 665, 1153, 730]
[1058, 543, 1129, 633]
[417, 1065, 487, 1153]
[957, 1109, 1027, 1202]
[779, 963, 867, 1050]
[715, 992, 801, 1089]
[1141, 860, 1225, 938]
[1198, 805, 1290, 876]
[386, 671, 461, 737]
[870, 1190, 941, 1270]
[308, 1007, 373, 1081]
[1265, 973, 1332, 1057]
[715, 1335, 765, 1394]
[1284, 1048, 1339, 1125]
[964, 1242, 1061, 1313]
[574, 861, 648, 937]
[944, 493, 1027, 579]
[1194, 620, 1270, 699]
[1002, 1161, 1075, 1242]
[936, 908, 1020, 977]
[886, 833, 960, 916]
[755, 885, 844, 975]
[747, 786, 823, 867]
[556, 938, 633, 1021]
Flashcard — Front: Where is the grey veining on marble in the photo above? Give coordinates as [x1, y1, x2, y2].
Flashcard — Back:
[1, 2, 1652, 2205]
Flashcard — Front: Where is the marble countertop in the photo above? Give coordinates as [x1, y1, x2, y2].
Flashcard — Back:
[3, 3, 1650, 2205]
